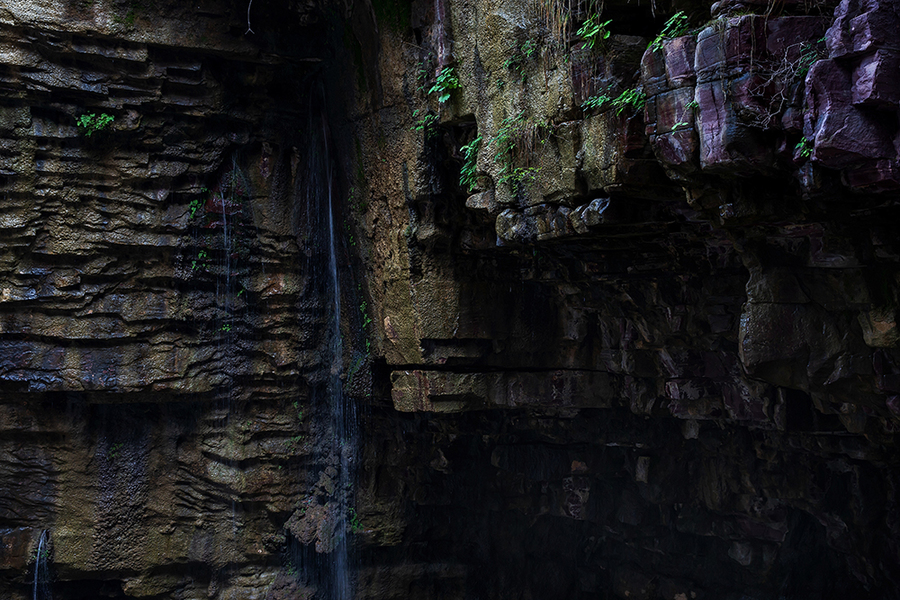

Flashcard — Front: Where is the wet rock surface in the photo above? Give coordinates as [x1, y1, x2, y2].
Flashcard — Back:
[1, 0, 899, 599]
[347, 0, 900, 598]
[0, 1, 340, 597]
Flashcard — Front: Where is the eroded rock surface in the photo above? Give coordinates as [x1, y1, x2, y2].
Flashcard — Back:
[1, 0, 899, 599]
[1, 1, 339, 597]
[346, 0, 900, 598]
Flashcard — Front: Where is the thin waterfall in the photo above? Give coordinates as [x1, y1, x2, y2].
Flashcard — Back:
[33, 530, 51, 600]
[321, 111, 356, 600]
[290, 103, 358, 599]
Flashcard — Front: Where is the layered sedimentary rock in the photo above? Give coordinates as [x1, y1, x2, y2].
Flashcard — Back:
[0, 1, 341, 597]
[1, 0, 899, 599]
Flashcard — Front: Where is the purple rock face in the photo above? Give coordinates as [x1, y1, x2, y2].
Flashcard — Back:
[805, 59, 895, 168]
[695, 16, 766, 83]
[663, 35, 696, 89]
[640, 6, 900, 191]
[827, 0, 900, 59]
[852, 49, 900, 107]
[842, 158, 900, 191]
[697, 78, 773, 172]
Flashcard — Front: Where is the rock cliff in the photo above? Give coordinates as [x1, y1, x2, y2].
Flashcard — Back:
[1, 0, 898, 598]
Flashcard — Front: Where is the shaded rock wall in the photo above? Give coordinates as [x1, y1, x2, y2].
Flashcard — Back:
[0, 0, 899, 599]
[344, 0, 900, 598]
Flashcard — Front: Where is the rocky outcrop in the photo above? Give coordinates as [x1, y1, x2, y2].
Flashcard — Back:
[1, 0, 899, 599]
[0, 1, 340, 597]
[346, 0, 900, 598]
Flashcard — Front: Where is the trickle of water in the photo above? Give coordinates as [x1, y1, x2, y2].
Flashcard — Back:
[33, 529, 51, 600]
[321, 113, 356, 600]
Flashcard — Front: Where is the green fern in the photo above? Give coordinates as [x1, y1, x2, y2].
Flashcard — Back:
[76, 113, 114, 136]
[459, 136, 482, 193]
[581, 94, 611, 111]
[648, 11, 689, 52]
[428, 66, 460, 103]
[577, 16, 612, 50]
[611, 88, 646, 115]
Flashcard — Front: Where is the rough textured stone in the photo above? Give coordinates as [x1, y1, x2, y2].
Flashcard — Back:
[2, 1, 900, 600]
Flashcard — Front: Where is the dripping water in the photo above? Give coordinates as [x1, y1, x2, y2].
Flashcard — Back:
[291, 100, 358, 599]
[321, 111, 357, 600]
[33, 529, 51, 600]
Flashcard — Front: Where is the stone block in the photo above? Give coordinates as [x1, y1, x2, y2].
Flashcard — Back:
[665, 35, 697, 90]
[465, 189, 497, 214]
[805, 59, 894, 168]
[739, 302, 845, 389]
[581, 111, 655, 194]
[827, 0, 900, 59]
[390, 369, 615, 412]
[647, 87, 695, 135]
[641, 46, 669, 97]
[852, 49, 900, 107]
[535, 120, 581, 205]
[569, 198, 611, 234]
[696, 79, 772, 173]
[652, 128, 698, 173]
[695, 16, 767, 83]
[842, 159, 900, 191]
[847, 10, 896, 56]
[766, 16, 830, 62]
[0, 527, 33, 571]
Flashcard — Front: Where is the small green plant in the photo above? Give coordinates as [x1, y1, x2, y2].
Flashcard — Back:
[76, 113, 114, 136]
[220, 324, 232, 332]
[493, 110, 526, 172]
[459, 136, 482, 193]
[412, 110, 439, 138]
[107, 442, 124, 461]
[521, 39, 537, 59]
[191, 249, 209, 271]
[112, 1, 146, 27]
[499, 166, 541, 186]
[288, 434, 305, 452]
[416, 61, 430, 95]
[189, 198, 204, 219]
[686, 99, 699, 110]
[358, 300, 373, 329]
[581, 93, 611, 111]
[503, 39, 539, 82]
[491, 111, 544, 189]
[611, 88, 646, 115]
[795, 136, 813, 158]
[577, 15, 612, 50]
[582, 86, 646, 115]
[344, 220, 356, 246]
[796, 36, 826, 79]
[349, 186, 368, 213]
[348, 508, 363, 533]
[672, 121, 690, 131]
[648, 11, 689, 52]
[113, 7, 137, 27]
[428, 66, 460, 103]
